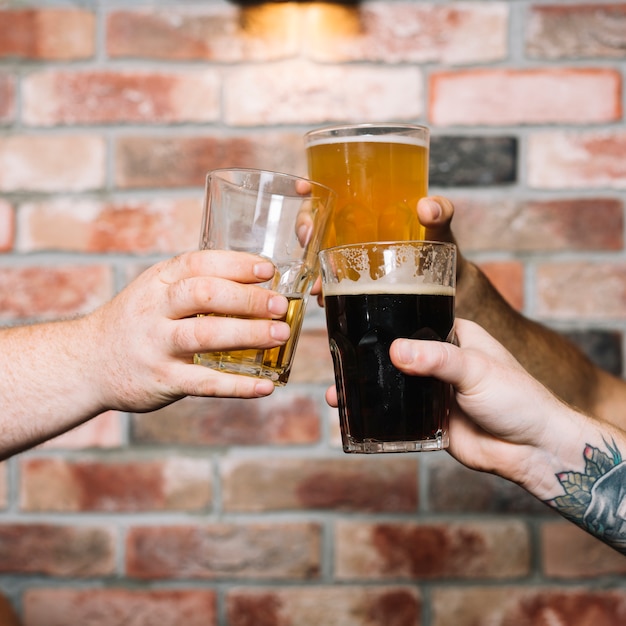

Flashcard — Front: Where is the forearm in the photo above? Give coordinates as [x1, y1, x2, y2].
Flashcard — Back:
[512, 406, 626, 554]
[457, 262, 608, 416]
[0, 315, 105, 459]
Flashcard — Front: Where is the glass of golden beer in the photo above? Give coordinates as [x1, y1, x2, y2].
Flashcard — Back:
[305, 123, 429, 249]
[194, 168, 335, 385]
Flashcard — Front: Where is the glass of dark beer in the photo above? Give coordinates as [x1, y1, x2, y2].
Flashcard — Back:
[319, 241, 456, 453]
[194, 168, 335, 386]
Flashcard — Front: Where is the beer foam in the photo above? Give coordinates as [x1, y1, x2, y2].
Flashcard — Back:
[306, 134, 428, 149]
[323, 280, 454, 297]
[321, 242, 455, 297]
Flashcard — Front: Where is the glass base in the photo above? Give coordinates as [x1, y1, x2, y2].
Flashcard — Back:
[194, 353, 290, 387]
[343, 432, 449, 454]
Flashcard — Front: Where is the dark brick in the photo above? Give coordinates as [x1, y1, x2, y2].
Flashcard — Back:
[429, 135, 517, 187]
[563, 329, 623, 376]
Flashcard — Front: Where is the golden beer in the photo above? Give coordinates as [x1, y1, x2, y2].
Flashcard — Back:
[194, 293, 305, 386]
[306, 125, 429, 248]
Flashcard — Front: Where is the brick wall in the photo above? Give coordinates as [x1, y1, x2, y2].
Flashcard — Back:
[1, 1, 625, 625]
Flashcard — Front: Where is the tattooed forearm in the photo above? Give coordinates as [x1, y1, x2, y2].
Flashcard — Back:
[545, 438, 626, 553]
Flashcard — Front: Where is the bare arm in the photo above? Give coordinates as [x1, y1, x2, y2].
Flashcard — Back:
[419, 196, 626, 427]
[0, 250, 290, 460]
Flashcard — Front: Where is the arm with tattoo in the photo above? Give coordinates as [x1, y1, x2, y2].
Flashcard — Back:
[383, 318, 626, 554]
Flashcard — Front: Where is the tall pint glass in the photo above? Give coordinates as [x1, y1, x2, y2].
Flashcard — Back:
[319, 241, 456, 453]
[305, 123, 429, 249]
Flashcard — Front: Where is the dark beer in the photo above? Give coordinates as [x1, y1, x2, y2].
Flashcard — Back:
[324, 286, 454, 453]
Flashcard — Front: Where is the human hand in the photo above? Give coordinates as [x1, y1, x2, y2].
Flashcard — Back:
[89, 250, 291, 411]
[325, 318, 581, 495]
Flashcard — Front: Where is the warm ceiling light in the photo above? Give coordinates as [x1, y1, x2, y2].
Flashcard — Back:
[239, 2, 361, 39]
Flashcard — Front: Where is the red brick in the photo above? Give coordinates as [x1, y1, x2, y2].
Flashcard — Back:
[227, 586, 421, 626]
[527, 4, 626, 59]
[0, 199, 14, 252]
[536, 261, 626, 320]
[17, 197, 201, 254]
[0, 463, 6, 510]
[0, 73, 15, 122]
[0, 135, 105, 192]
[107, 6, 294, 61]
[0, 9, 95, 60]
[224, 60, 422, 126]
[479, 261, 524, 312]
[454, 197, 624, 252]
[0, 524, 115, 576]
[37, 411, 123, 450]
[288, 326, 334, 384]
[23, 588, 217, 626]
[430, 68, 621, 126]
[431, 586, 626, 626]
[20, 456, 212, 512]
[114, 133, 306, 189]
[23, 70, 219, 126]
[528, 131, 626, 189]
[221, 457, 418, 513]
[131, 393, 321, 446]
[335, 520, 530, 580]
[0, 265, 112, 322]
[541, 521, 626, 577]
[308, 2, 507, 64]
[126, 523, 321, 580]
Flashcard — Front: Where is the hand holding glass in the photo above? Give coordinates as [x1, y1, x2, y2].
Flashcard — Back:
[194, 168, 335, 386]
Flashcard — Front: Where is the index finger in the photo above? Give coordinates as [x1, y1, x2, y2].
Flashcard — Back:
[157, 250, 276, 285]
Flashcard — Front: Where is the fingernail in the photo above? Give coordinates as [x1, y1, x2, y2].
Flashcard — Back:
[270, 321, 291, 342]
[396, 339, 415, 364]
[427, 199, 442, 220]
[254, 261, 275, 280]
[254, 380, 275, 397]
[268, 295, 288, 316]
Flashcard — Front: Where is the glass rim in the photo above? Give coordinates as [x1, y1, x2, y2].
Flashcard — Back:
[205, 167, 337, 199]
[304, 122, 429, 141]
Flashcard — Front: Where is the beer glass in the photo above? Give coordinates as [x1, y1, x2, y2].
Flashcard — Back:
[305, 123, 429, 249]
[194, 168, 335, 386]
[319, 241, 456, 453]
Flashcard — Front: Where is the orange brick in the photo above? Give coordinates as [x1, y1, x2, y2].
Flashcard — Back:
[0, 73, 15, 122]
[20, 456, 212, 512]
[432, 586, 626, 626]
[541, 521, 626, 577]
[536, 261, 626, 320]
[221, 456, 418, 513]
[528, 131, 626, 189]
[527, 4, 626, 59]
[453, 197, 624, 252]
[224, 60, 422, 126]
[0, 265, 113, 322]
[107, 6, 293, 61]
[0, 9, 95, 60]
[0, 199, 14, 252]
[126, 523, 321, 580]
[17, 197, 201, 254]
[131, 393, 321, 446]
[430, 68, 621, 126]
[114, 132, 306, 189]
[24, 589, 217, 626]
[23, 70, 220, 125]
[227, 586, 421, 626]
[310, 2, 508, 64]
[38, 411, 123, 450]
[335, 520, 530, 580]
[288, 326, 334, 384]
[0, 524, 115, 576]
[0, 135, 105, 192]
